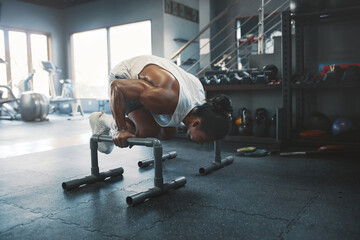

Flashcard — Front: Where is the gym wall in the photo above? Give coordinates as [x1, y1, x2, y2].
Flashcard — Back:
[0, 0, 65, 81]
[62, 0, 165, 79]
[163, 0, 200, 76]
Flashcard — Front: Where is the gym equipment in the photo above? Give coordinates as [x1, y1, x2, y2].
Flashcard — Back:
[252, 108, 270, 137]
[62, 134, 186, 206]
[17, 70, 35, 92]
[0, 85, 20, 120]
[280, 145, 358, 157]
[299, 130, 327, 140]
[253, 74, 268, 84]
[237, 146, 256, 153]
[322, 65, 344, 83]
[42, 61, 84, 117]
[238, 108, 252, 136]
[0, 71, 50, 121]
[332, 117, 353, 136]
[237, 149, 269, 157]
[303, 112, 332, 133]
[20, 92, 50, 121]
[138, 151, 177, 168]
[342, 65, 360, 82]
[228, 70, 252, 84]
[204, 71, 230, 85]
[263, 64, 278, 81]
[199, 140, 234, 175]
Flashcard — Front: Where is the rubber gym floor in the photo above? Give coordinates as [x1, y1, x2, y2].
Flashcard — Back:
[0, 114, 359, 240]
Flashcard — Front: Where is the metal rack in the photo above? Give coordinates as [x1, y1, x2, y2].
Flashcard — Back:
[282, 7, 360, 147]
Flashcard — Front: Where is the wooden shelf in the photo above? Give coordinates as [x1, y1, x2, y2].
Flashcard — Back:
[204, 84, 282, 91]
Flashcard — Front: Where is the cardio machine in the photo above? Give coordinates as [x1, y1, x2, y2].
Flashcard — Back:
[0, 64, 50, 121]
[41, 61, 84, 117]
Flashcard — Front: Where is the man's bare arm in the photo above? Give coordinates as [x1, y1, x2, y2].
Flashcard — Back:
[109, 75, 178, 147]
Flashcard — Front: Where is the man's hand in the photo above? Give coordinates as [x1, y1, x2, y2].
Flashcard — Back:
[112, 130, 136, 148]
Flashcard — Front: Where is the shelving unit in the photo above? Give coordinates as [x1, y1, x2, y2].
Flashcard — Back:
[204, 84, 281, 91]
[203, 84, 283, 148]
[282, 6, 360, 147]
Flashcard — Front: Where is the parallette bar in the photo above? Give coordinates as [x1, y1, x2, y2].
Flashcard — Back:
[126, 176, 187, 206]
[95, 134, 157, 147]
[62, 167, 124, 190]
[199, 156, 234, 175]
[138, 151, 177, 168]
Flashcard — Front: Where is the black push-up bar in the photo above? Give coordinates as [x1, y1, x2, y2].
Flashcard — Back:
[62, 134, 186, 206]
[199, 140, 234, 175]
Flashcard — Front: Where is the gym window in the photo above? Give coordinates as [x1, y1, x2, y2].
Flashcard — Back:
[71, 20, 152, 99]
[0, 27, 50, 98]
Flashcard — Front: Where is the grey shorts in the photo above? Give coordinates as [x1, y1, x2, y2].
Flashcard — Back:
[109, 72, 144, 115]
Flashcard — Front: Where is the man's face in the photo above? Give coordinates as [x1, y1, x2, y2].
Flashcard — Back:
[187, 123, 213, 144]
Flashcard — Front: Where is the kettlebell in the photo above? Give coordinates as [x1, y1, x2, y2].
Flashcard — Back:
[238, 108, 252, 136]
[252, 108, 270, 137]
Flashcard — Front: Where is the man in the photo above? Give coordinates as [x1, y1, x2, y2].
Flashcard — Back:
[90, 55, 232, 154]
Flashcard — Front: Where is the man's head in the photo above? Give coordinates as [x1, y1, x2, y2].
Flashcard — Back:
[186, 94, 233, 144]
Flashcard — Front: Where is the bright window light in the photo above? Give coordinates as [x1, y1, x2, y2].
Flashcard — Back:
[31, 34, 50, 96]
[9, 31, 29, 97]
[72, 21, 152, 98]
[110, 20, 152, 68]
[0, 30, 7, 96]
[72, 28, 108, 98]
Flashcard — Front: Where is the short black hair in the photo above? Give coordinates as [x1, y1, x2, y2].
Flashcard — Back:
[194, 94, 233, 140]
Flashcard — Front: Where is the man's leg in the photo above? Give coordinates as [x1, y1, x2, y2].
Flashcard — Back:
[89, 112, 114, 154]
[128, 108, 176, 139]
[89, 112, 136, 154]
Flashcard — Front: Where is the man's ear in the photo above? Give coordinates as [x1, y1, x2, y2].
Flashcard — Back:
[192, 119, 201, 128]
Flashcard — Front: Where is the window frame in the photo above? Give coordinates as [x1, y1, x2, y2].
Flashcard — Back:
[0, 26, 51, 90]
[69, 19, 152, 98]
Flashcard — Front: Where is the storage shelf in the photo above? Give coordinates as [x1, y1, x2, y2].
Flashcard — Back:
[176, 132, 279, 147]
[292, 82, 360, 89]
[224, 135, 278, 144]
[204, 84, 282, 91]
[292, 5, 360, 23]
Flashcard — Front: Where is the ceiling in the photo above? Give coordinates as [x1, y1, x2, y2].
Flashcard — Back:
[19, 0, 99, 9]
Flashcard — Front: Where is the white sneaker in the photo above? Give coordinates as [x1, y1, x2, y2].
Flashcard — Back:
[89, 112, 114, 154]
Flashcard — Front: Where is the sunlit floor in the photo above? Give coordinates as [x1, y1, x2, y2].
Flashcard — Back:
[0, 114, 360, 240]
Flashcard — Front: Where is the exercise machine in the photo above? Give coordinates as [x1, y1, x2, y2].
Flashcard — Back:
[41, 61, 84, 117]
[0, 70, 50, 121]
[62, 134, 187, 206]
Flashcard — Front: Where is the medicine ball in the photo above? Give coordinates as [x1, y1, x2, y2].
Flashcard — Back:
[303, 112, 332, 133]
[332, 117, 353, 136]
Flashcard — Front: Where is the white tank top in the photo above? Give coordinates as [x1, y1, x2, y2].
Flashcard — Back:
[110, 55, 205, 127]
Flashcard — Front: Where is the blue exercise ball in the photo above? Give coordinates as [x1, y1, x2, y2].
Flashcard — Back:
[332, 117, 353, 136]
